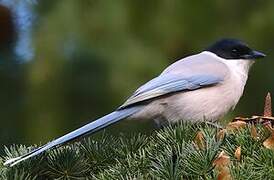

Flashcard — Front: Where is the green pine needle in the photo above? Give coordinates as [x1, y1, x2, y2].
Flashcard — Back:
[1, 122, 274, 179]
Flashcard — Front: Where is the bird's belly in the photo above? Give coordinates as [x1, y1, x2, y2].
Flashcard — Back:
[131, 82, 244, 123]
[163, 86, 239, 122]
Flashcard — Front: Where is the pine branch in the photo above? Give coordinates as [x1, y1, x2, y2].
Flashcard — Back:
[1, 121, 274, 180]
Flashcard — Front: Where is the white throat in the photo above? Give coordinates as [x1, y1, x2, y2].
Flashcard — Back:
[203, 51, 254, 77]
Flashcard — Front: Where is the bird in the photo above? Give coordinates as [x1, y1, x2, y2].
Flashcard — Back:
[4, 38, 265, 167]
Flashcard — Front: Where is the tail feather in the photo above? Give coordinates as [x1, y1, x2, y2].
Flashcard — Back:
[4, 107, 141, 167]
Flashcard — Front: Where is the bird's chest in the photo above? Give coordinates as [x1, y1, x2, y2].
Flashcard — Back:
[163, 71, 248, 122]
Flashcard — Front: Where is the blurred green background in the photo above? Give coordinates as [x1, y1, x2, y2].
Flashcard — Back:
[0, 0, 273, 150]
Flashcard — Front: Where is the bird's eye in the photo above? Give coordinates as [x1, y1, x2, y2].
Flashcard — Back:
[232, 49, 238, 53]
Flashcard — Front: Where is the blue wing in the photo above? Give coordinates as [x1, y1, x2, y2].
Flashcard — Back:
[119, 74, 223, 109]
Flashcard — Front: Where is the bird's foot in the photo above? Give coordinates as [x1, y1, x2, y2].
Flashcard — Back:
[202, 121, 223, 129]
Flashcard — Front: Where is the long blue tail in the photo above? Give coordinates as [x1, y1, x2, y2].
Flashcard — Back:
[4, 106, 142, 167]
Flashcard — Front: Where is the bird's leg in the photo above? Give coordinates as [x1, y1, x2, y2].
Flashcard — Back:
[201, 115, 223, 129]
[153, 116, 168, 129]
[203, 121, 223, 129]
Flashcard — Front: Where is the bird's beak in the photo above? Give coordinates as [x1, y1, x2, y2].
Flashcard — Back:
[242, 50, 266, 60]
[251, 50, 266, 59]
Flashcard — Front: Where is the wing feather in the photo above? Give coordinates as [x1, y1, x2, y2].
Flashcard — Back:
[118, 74, 223, 109]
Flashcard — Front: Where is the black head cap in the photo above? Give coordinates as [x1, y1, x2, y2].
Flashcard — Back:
[205, 38, 266, 60]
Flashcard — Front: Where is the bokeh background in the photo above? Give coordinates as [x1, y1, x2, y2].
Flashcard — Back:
[0, 0, 273, 151]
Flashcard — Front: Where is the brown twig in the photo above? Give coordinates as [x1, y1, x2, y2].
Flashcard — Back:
[232, 92, 274, 126]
